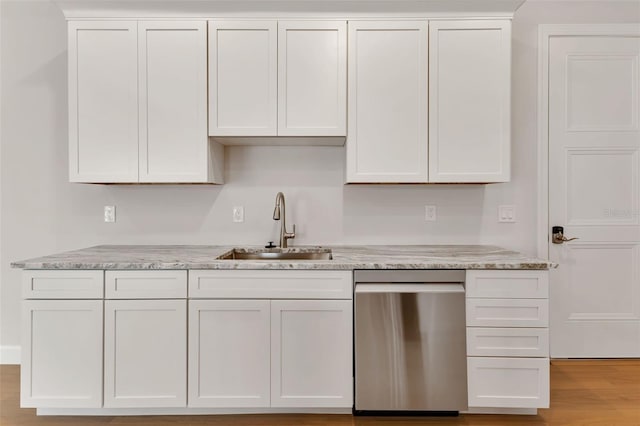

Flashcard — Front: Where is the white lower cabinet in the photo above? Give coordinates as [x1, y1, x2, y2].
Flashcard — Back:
[465, 270, 550, 410]
[187, 298, 353, 409]
[104, 299, 187, 408]
[271, 300, 353, 408]
[188, 300, 271, 407]
[21, 269, 354, 411]
[21, 300, 103, 408]
[467, 357, 550, 408]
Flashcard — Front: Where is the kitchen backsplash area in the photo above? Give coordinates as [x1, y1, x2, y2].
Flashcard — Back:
[27, 144, 529, 249]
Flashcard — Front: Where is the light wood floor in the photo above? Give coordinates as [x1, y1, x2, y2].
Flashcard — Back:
[1, 360, 638, 426]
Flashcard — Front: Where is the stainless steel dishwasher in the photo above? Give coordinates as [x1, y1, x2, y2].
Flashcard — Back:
[354, 270, 467, 414]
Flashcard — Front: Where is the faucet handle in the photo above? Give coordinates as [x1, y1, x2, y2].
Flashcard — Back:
[285, 224, 296, 240]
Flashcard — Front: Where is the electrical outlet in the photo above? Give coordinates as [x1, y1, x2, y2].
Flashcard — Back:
[104, 206, 116, 223]
[232, 206, 244, 223]
[425, 205, 437, 222]
[498, 205, 516, 223]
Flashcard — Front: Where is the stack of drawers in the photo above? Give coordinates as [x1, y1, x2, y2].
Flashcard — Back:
[465, 270, 550, 409]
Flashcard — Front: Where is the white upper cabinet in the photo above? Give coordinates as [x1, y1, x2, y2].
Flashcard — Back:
[278, 21, 347, 136]
[69, 20, 221, 184]
[138, 22, 211, 183]
[428, 20, 511, 183]
[346, 21, 429, 183]
[69, 21, 138, 183]
[209, 21, 278, 136]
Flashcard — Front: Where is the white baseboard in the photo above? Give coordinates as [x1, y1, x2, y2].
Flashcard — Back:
[37, 407, 352, 416]
[0, 345, 21, 365]
[464, 407, 538, 415]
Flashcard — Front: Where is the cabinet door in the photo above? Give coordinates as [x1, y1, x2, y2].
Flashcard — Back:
[278, 21, 347, 136]
[139, 22, 215, 183]
[467, 357, 550, 408]
[68, 21, 138, 183]
[429, 20, 511, 183]
[104, 299, 187, 408]
[21, 300, 103, 408]
[271, 300, 353, 408]
[188, 300, 270, 407]
[346, 21, 428, 183]
[209, 21, 277, 136]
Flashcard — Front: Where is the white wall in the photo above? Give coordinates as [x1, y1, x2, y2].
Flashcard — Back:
[1, 0, 638, 354]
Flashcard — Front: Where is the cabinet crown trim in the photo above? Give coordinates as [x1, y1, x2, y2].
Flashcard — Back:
[58, 1, 525, 19]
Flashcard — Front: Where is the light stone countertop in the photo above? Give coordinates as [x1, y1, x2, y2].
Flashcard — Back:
[11, 245, 554, 270]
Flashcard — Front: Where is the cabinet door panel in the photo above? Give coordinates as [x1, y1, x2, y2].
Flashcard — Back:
[21, 300, 103, 408]
[104, 300, 187, 408]
[105, 270, 187, 299]
[467, 327, 549, 357]
[466, 270, 549, 299]
[68, 21, 138, 183]
[209, 21, 277, 136]
[188, 300, 270, 407]
[271, 300, 353, 407]
[466, 298, 549, 328]
[189, 270, 352, 299]
[278, 21, 346, 136]
[429, 20, 511, 183]
[347, 21, 428, 183]
[139, 21, 211, 182]
[468, 357, 550, 408]
[22, 270, 104, 300]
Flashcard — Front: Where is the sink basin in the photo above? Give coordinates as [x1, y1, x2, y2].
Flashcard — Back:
[218, 248, 333, 261]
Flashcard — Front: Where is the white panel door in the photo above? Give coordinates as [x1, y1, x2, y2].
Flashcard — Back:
[278, 21, 347, 136]
[209, 21, 277, 136]
[346, 21, 428, 183]
[271, 300, 353, 408]
[549, 34, 640, 357]
[429, 20, 511, 183]
[68, 21, 138, 183]
[21, 300, 103, 408]
[188, 300, 270, 407]
[104, 300, 187, 407]
[139, 22, 213, 183]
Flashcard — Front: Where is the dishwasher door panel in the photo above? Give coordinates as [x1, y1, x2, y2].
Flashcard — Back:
[355, 290, 467, 411]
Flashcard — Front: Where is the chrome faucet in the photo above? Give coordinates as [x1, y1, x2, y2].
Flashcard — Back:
[273, 192, 295, 248]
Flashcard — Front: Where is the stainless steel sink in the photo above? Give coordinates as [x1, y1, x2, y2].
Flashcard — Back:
[217, 248, 333, 261]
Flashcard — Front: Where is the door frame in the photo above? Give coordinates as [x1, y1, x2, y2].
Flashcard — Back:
[536, 24, 640, 258]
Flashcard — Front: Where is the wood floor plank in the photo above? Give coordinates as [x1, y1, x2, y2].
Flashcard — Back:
[1, 361, 638, 426]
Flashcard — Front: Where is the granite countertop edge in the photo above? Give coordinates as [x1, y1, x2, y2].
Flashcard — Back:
[11, 245, 556, 270]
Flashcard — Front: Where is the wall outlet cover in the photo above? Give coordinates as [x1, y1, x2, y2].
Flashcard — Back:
[425, 205, 437, 222]
[498, 205, 516, 223]
[104, 206, 116, 223]
[233, 206, 245, 223]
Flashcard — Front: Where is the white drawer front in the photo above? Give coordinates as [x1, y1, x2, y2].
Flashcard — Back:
[189, 270, 352, 299]
[466, 299, 548, 327]
[23, 270, 104, 299]
[466, 270, 549, 299]
[468, 357, 550, 408]
[105, 270, 187, 299]
[467, 328, 549, 357]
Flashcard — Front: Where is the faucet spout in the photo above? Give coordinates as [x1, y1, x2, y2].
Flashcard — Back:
[273, 192, 295, 248]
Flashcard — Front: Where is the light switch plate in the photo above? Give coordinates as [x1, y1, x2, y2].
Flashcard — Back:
[233, 206, 244, 223]
[104, 206, 116, 223]
[498, 205, 516, 223]
[425, 205, 437, 222]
